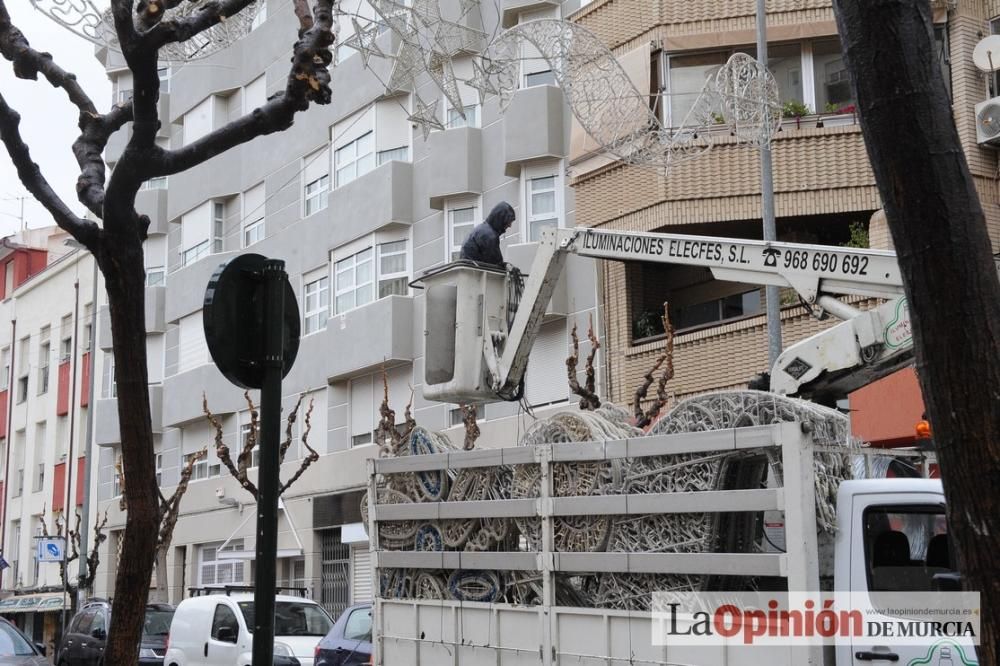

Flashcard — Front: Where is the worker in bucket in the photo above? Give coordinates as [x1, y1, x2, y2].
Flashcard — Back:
[460, 201, 515, 266]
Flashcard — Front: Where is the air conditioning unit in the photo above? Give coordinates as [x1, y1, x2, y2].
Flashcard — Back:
[976, 98, 1000, 146]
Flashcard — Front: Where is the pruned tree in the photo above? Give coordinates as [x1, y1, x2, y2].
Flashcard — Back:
[566, 314, 602, 410]
[39, 504, 110, 596]
[633, 302, 675, 429]
[374, 365, 417, 457]
[0, 1, 336, 660]
[459, 404, 480, 450]
[114, 446, 207, 602]
[202, 391, 319, 500]
[833, 0, 1000, 660]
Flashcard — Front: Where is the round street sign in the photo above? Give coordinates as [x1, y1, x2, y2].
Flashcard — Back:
[203, 254, 301, 389]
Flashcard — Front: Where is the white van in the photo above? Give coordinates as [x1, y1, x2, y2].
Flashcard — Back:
[164, 591, 333, 666]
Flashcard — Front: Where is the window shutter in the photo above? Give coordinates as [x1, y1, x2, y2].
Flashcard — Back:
[351, 544, 373, 603]
[244, 74, 266, 113]
[303, 147, 330, 184]
[180, 201, 212, 251]
[182, 97, 214, 145]
[177, 312, 208, 373]
[350, 375, 374, 437]
[525, 320, 568, 407]
[243, 183, 265, 223]
[375, 99, 411, 154]
[144, 235, 167, 270]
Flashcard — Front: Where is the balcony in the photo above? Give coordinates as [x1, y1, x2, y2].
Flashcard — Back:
[326, 295, 414, 380]
[136, 188, 169, 236]
[163, 361, 238, 426]
[95, 385, 164, 446]
[327, 160, 413, 242]
[503, 85, 566, 177]
[165, 250, 239, 323]
[331, 31, 403, 117]
[97, 286, 167, 350]
[501, 0, 559, 27]
[427, 127, 482, 210]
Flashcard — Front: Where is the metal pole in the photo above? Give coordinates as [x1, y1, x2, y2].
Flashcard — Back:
[76, 256, 99, 604]
[757, 0, 783, 368]
[251, 259, 286, 666]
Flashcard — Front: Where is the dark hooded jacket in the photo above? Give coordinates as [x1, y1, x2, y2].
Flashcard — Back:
[459, 202, 515, 266]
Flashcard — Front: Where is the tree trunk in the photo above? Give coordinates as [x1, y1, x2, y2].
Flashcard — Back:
[151, 545, 169, 604]
[99, 213, 158, 666]
[833, 1, 1000, 662]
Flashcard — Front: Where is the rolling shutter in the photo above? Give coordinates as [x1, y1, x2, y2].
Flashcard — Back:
[177, 312, 208, 373]
[351, 544, 373, 603]
[525, 319, 568, 407]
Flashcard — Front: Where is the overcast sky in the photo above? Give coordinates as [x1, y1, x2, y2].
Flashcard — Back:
[0, 4, 111, 237]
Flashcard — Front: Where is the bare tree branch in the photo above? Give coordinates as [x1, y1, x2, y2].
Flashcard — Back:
[150, 0, 335, 176]
[73, 102, 134, 218]
[278, 394, 305, 465]
[238, 392, 259, 478]
[79, 509, 109, 592]
[566, 316, 601, 410]
[203, 394, 259, 500]
[115, 455, 127, 513]
[136, 0, 188, 30]
[633, 303, 675, 429]
[460, 404, 480, 451]
[279, 399, 319, 495]
[158, 445, 206, 550]
[144, 0, 263, 48]
[375, 363, 400, 457]
[292, 0, 315, 31]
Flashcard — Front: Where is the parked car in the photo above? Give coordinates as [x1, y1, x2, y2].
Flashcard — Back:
[56, 599, 175, 666]
[164, 590, 333, 666]
[314, 604, 372, 666]
[0, 617, 47, 665]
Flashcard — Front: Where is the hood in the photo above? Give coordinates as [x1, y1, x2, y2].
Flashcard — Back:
[485, 201, 515, 234]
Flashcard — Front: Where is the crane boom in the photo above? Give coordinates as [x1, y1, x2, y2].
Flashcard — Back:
[416, 227, 915, 405]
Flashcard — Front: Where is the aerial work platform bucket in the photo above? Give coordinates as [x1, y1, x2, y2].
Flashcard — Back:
[411, 261, 510, 404]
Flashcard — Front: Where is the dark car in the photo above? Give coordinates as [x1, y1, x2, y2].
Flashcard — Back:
[56, 600, 174, 666]
[314, 603, 372, 666]
[0, 617, 47, 665]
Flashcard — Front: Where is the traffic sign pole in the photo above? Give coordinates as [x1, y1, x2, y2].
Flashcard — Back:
[251, 259, 287, 666]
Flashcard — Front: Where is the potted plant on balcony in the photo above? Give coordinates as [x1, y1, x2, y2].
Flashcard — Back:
[820, 102, 857, 128]
[781, 100, 814, 129]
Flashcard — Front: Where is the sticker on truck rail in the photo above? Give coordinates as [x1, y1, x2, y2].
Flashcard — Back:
[884, 298, 913, 350]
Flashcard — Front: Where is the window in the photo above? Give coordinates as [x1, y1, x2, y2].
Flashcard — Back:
[304, 175, 330, 217]
[212, 202, 224, 253]
[60, 314, 72, 361]
[812, 39, 853, 112]
[671, 290, 762, 331]
[448, 204, 478, 260]
[15, 336, 28, 403]
[116, 88, 134, 104]
[525, 69, 556, 87]
[238, 600, 332, 637]
[9, 520, 19, 583]
[146, 266, 166, 287]
[158, 67, 171, 93]
[525, 173, 559, 242]
[864, 505, 950, 595]
[0, 347, 9, 391]
[376, 146, 409, 165]
[139, 176, 168, 190]
[377, 241, 408, 298]
[303, 275, 330, 335]
[180, 200, 224, 266]
[446, 104, 479, 129]
[239, 423, 261, 468]
[37, 327, 50, 395]
[351, 432, 373, 447]
[334, 131, 374, 187]
[187, 451, 221, 481]
[113, 457, 122, 497]
[343, 607, 372, 641]
[155, 453, 163, 487]
[334, 249, 373, 314]
[243, 183, 265, 247]
[251, 0, 267, 30]
[14, 468, 22, 497]
[211, 604, 240, 643]
[82, 305, 93, 350]
[33, 463, 43, 493]
[199, 540, 245, 586]
[449, 403, 484, 427]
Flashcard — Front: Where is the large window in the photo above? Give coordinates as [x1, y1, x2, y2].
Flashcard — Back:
[446, 104, 479, 129]
[334, 248, 373, 314]
[811, 39, 853, 112]
[243, 183, 265, 248]
[37, 326, 50, 395]
[334, 132, 374, 187]
[447, 204, 478, 260]
[525, 172, 560, 242]
[199, 540, 245, 586]
[864, 505, 950, 593]
[181, 201, 224, 267]
[377, 241, 408, 297]
[187, 451, 221, 481]
[303, 275, 330, 335]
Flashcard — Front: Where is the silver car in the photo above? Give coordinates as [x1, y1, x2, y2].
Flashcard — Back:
[0, 618, 47, 665]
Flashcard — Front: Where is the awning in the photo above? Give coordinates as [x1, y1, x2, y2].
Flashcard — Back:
[0, 593, 67, 614]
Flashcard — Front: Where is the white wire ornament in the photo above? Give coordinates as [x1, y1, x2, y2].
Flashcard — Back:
[30, 0, 267, 62]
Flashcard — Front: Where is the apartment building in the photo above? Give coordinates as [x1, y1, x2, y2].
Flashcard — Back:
[91, 0, 598, 617]
[0, 228, 98, 651]
[568, 0, 998, 445]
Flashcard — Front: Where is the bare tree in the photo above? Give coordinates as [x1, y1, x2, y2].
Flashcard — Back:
[374, 365, 417, 457]
[566, 315, 602, 410]
[633, 303, 675, 429]
[39, 504, 110, 596]
[0, 2, 336, 660]
[459, 404, 480, 450]
[203, 392, 319, 500]
[833, 0, 1000, 661]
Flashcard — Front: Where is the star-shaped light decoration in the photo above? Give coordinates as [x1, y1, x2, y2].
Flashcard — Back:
[458, 0, 480, 18]
[340, 17, 385, 68]
[408, 94, 445, 140]
[427, 52, 465, 122]
[465, 56, 501, 104]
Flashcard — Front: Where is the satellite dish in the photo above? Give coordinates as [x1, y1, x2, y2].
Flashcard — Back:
[973, 35, 1000, 72]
